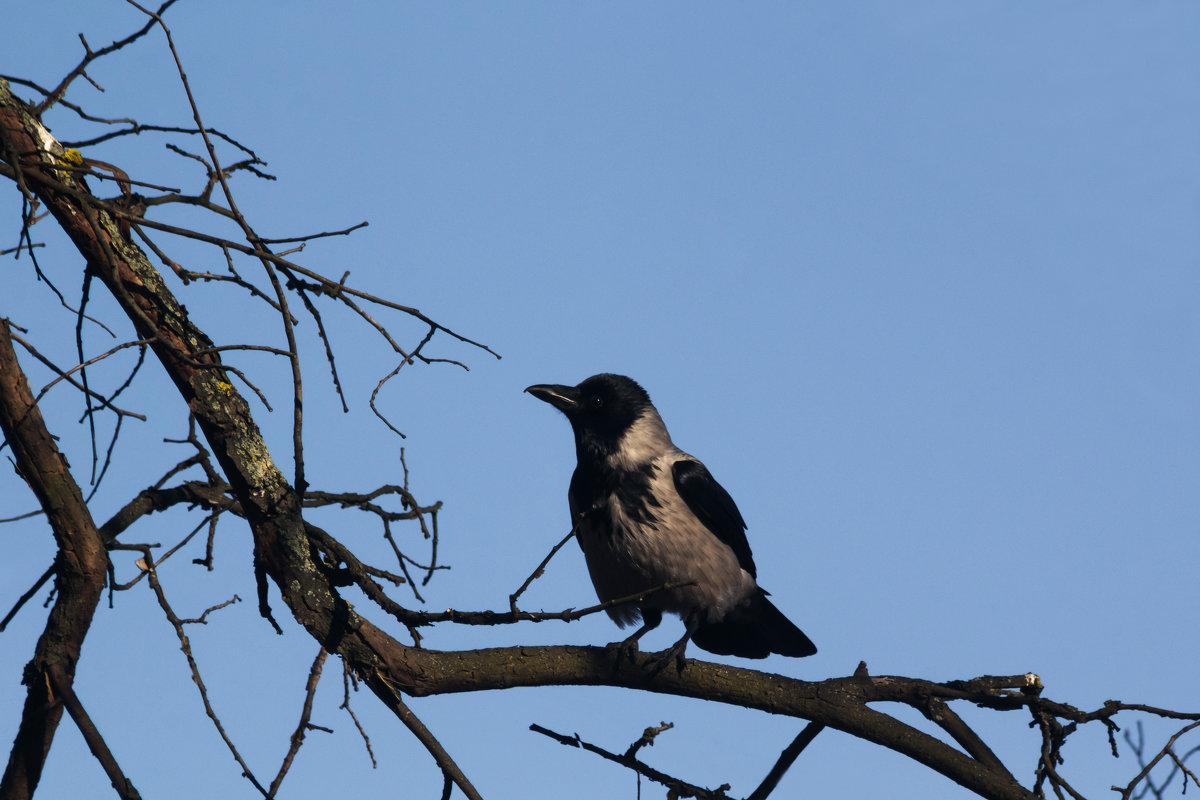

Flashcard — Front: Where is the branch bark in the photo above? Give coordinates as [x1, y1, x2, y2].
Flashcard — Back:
[0, 320, 110, 800]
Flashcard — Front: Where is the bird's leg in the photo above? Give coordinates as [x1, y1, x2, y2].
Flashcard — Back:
[648, 614, 701, 677]
[608, 608, 662, 663]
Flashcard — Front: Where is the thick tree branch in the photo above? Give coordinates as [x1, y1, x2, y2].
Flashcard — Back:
[45, 667, 141, 800]
[0, 320, 111, 800]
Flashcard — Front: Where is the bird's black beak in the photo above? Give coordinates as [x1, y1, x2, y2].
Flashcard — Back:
[525, 383, 579, 414]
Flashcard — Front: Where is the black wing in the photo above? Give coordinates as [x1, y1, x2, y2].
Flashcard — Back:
[671, 459, 756, 577]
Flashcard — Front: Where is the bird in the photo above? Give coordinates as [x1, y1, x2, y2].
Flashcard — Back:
[525, 373, 816, 669]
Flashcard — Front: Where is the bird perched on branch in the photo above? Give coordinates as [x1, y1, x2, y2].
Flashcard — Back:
[526, 373, 816, 670]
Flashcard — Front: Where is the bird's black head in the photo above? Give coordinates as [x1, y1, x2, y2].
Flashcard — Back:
[525, 373, 654, 459]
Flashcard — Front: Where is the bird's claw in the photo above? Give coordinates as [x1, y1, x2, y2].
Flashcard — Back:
[605, 639, 684, 676]
[605, 638, 642, 665]
[644, 647, 687, 677]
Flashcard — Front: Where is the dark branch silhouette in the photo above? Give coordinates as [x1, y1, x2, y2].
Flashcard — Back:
[0, 321, 110, 799]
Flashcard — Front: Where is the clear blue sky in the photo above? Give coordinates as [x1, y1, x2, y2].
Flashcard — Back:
[2, 2, 1198, 798]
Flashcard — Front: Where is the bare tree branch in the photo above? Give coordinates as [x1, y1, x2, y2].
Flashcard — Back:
[374, 683, 484, 800]
[340, 662, 377, 769]
[531, 722, 731, 799]
[45, 667, 142, 800]
[746, 721, 826, 800]
[266, 648, 329, 798]
[137, 554, 268, 796]
[32, 0, 179, 117]
[1117, 720, 1200, 800]
[0, 320, 110, 800]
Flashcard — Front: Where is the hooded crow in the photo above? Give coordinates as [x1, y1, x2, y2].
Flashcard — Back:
[526, 373, 816, 668]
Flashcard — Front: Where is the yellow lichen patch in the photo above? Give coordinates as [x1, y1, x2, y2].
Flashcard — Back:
[59, 148, 84, 166]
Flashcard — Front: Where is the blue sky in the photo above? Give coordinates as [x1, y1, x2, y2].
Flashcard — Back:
[2, 2, 1199, 798]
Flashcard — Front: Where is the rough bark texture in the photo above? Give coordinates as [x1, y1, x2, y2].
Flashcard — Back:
[0, 321, 109, 800]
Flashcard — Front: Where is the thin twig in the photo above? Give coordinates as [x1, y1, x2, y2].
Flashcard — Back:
[745, 722, 825, 800]
[510, 524, 579, 612]
[267, 648, 328, 798]
[0, 563, 55, 632]
[256, 221, 368, 244]
[1116, 720, 1200, 800]
[341, 662, 377, 768]
[143, 559, 269, 797]
[8, 330, 147, 420]
[530, 723, 730, 799]
[33, 0, 179, 116]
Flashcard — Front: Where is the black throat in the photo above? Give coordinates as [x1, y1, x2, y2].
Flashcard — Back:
[569, 455, 663, 530]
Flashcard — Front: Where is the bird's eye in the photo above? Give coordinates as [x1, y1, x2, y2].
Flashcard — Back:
[590, 395, 604, 408]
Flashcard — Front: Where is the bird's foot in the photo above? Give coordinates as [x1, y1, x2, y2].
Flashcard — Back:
[605, 636, 642, 666]
[645, 638, 690, 677]
[644, 621, 699, 677]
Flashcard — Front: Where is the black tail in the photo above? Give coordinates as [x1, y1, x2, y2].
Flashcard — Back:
[692, 591, 817, 659]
